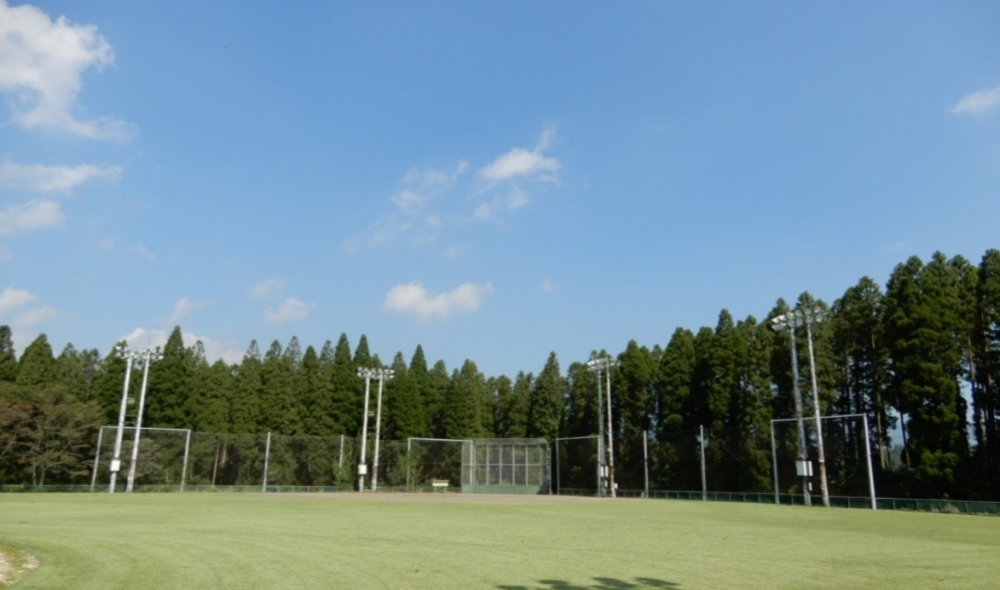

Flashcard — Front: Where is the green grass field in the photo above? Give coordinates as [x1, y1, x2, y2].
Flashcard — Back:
[0, 493, 996, 589]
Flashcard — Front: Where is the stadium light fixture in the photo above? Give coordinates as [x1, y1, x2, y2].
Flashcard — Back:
[586, 355, 618, 498]
[357, 368, 375, 492]
[770, 312, 811, 506]
[109, 344, 141, 493]
[126, 348, 163, 493]
[370, 368, 394, 493]
[796, 306, 831, 508]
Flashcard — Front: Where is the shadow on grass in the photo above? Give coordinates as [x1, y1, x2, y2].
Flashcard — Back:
[499, 576, 679, 589]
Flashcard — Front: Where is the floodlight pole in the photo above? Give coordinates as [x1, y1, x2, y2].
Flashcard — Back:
[109, 345, 137, 493]
[357, 369, 373, 492]
[800, 308, 831, 508]
[587, 355, 617, 498]
[126, 348, 161, 493]
[370, 368, 394, 493]
[771, 312, 811, 506]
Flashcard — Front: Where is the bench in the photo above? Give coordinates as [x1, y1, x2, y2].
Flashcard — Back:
[431, 479, 449, 493]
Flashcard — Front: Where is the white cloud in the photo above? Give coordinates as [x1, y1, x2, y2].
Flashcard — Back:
[0, 286, 35, 315]
[352, 161, 469, 248]
[383, 281, 494, 322]
[164, 296, 208, 326]
[541, 279, 555, 293]
[0, 200, 64, 235]
[473, 187, 531, 220]
[119, 327, 244, 365]
[0, 1, 133, 139]
[478, 127, 560, 184]
[0, 158, 122, 193]
[0, 286, 56, 337]
[264, 297, 316, 325]
[950, 85, 1000, 116]
[98, 235, 118, 250]
[249, 277, 288, 299]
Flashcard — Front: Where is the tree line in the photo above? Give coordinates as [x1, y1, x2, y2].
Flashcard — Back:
[1, 249, 998, 500]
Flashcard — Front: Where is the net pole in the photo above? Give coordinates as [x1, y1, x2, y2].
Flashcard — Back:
[605, 368, 616, 498]
[770, 420, 780, 505]
[863, 414, 877, 510]
[700, 425, 707, 502]
[406, 437, 412, 491]
[358, 373, 371, 492]
[261, 432, 271, 493]
[643, 429, 649, 499]
[180, 429, 191, 492]
[90, 426, 105, 492]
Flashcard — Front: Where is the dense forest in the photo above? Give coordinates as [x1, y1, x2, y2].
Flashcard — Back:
[1, 249, 998, 501]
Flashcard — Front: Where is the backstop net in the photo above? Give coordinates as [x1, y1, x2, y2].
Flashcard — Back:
[461, 438, 550, 494]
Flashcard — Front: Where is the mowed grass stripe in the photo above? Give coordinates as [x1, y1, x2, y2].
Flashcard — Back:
[0, 493, 996, 589]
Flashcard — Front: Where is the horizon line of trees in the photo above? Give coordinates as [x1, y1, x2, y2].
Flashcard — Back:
[1, 248, 998, 500]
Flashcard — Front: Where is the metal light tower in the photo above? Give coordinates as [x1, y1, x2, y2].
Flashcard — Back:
[586, 355, 618, 498]
[770, 312, 811, 506]
[798, 306, 831, 508]
[370, 367, 394, 493]
[126, 348, 162, 493]
[109, 344, 140, 493]
[585, 357, 607, 497]
[357, 368, 374, 492]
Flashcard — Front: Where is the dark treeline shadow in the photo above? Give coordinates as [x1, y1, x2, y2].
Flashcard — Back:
[499, 576, 680, 590]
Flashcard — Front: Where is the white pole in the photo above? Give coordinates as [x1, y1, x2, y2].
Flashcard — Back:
[863, 414, 877, 510]
[180, 429, 191, 492]
[804, 318, 830, 507]
[642, 429, 649, 498]
[261, 432, 271, 493]
[605, 366, 616, 498]
[770, 420, 780, 504]
[109, 355, 134, 493]
[406, 437, 412, 491]
[700, 425, 707, 501]
[372, 373, 385, 493]
[595, 366, 606, 497]
[126, 353, 153, 493]
[91, 426, 105, 492]
[358, 372, 371, 492]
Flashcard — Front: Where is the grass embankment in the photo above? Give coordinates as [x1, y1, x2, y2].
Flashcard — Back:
[0, 493, 996, 589]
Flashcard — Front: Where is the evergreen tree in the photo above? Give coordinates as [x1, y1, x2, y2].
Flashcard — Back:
[0, 326, 18, 382]
[975, 249, 1000, 497]
[329, 334, 358, 436]
[386, 351, 423, 439]
[16, 334, 57, 387]
[526, 352, 564, 442]
[300, 345, 336, 436]
[258, 339, 300, 434]
[231, 341, 264, 434]
[146, 327, 192, 428]
[427, 360, 451, 438]
[883, 253, 969, 496]
[55, 344, 101, 403]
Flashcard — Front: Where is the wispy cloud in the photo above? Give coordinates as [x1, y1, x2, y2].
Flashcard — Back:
[541, 279, 555, 293]
[164, 296, 208, 326]
[950, 85, 1000, 116]
[131, 244, 155, 261]
[264, 297, 317, 325]
[0, 200, 64, 235]
[478, 127, 560, 185]
[119, 327, 244, 365]
[353, 162, 468, 249]
[0, 1, 134, 140]
[0, 286, 56, 338]
[383, 281, 494, 322]
[0, 159, 122, 193]
[249, 278, 288, 299]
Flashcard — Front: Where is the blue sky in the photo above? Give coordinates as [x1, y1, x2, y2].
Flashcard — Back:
[1, 1, 998, 378]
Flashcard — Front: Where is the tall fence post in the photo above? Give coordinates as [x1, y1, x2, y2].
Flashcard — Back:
[90, 426, 105, 492]
[261, 432, 272, 493]
[770, 420, 779, 505]
[700, 425, 707, 502]
[863, 414, 877, 510]
[180, 429, 192, 493]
